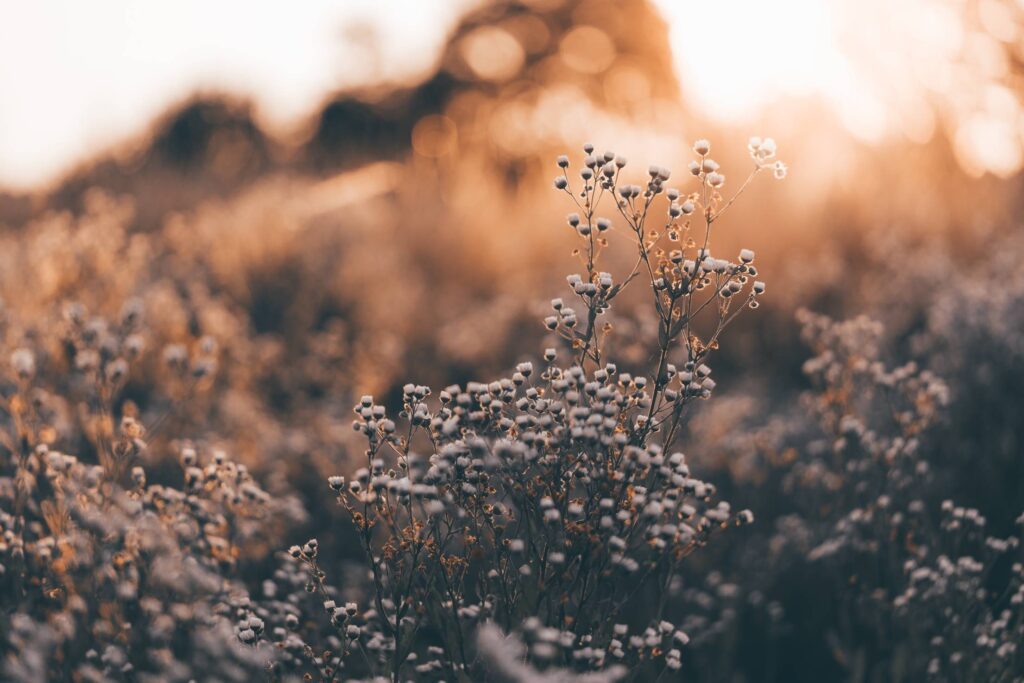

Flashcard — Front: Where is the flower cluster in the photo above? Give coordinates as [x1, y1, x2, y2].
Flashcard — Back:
[255, 140, 777, 681]
[0, 296, 303, 681]
[896, 503, 1023, 681]
[672, 307, 1024, 681]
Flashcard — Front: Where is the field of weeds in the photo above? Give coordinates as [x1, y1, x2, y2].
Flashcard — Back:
[2, 1, 1023, 681]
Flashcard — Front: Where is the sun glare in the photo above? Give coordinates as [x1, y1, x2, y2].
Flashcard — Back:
[657, 0, 1024, 176]
[655, 0, 881, 133]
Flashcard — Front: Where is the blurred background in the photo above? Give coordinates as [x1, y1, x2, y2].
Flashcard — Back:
[1, 0, 1023, 680]
[2, 0, 1022, 400]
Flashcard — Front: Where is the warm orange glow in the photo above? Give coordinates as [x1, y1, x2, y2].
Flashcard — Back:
[559, 26, 617, 75]
[461, 26, 527, 82]
[656, 0, 1024, 177]
[2, 0, 1023, 187]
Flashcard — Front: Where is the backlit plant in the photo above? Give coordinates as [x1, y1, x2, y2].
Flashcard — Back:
[268, 139, 785, 681]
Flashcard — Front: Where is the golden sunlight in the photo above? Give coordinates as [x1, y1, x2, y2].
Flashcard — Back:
[657, 0, 1024, 176]
[656, 0, 848, 125]
[2, 2, 1024, 681]
[1, 0, 1022, 186]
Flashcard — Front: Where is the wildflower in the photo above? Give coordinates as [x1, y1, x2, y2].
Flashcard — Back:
[10, 348, 35, 380]
[106, 358, 129, 384]
[162, 344, 187, 370]
[130, 467, 145, 487]
[248, 140, 789, 681]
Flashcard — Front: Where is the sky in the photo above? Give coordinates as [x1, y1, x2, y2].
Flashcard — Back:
[0, 0, 1017, 188]
[0, 0, 473, 188]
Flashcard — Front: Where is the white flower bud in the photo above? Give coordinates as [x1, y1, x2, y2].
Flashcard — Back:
[10, 348, 35, 380]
